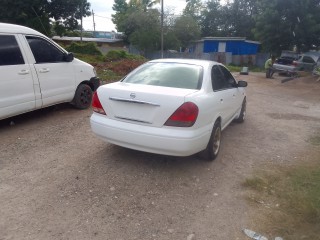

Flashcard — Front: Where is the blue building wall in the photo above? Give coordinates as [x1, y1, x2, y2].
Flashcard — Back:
[203, 41, 219, 53]
[203, 40, 259, 55]
[239, 42, 259, 55]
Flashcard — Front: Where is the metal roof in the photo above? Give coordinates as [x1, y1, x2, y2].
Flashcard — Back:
[197, 37, 260, 45]
[52, 36, 123, 43]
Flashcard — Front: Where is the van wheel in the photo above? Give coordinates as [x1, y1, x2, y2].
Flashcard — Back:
[73, 84, 93, 109]
[234, 98, 246, 123]
[201, 121, 221, 161]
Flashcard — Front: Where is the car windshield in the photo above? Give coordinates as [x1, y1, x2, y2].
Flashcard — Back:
[122, 62, 203, 90]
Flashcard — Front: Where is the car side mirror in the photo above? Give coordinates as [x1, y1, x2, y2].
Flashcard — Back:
[64, 52, 74, 62]
[237, 80, 248, 87]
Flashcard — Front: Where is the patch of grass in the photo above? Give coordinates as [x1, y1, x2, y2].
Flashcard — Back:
[227, 65, 264, 73]
[243, 177, 267, 192]
[104, 50, 146, 61]
[244, 164, 320, 239]
[288, 168, 320, 223]
[97, 69, 122, 84]
[309, 136, 320, 146]
[227, 65, 242, 72]
[73, 53, 104, 64]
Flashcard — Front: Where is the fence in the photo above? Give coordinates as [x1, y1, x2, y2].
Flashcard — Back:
[142, 51, 269, 68]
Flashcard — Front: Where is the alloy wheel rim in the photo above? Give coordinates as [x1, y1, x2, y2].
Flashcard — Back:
[242, 101, 247, 120]
[213, 127, 221, 155]
[80, 89, 91, 105]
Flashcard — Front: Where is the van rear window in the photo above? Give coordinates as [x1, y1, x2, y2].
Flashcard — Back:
[0, 35, 24, 66]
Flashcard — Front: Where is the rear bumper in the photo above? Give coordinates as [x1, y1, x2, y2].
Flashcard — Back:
[90, 113, 211, 157]
[272, 64, 297, 73]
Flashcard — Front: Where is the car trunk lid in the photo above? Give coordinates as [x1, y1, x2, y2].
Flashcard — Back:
[98, 82, 198, 127]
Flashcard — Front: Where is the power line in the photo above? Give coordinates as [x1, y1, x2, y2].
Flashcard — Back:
[94, 14, 112, 20]
[31, 7, 49, 36]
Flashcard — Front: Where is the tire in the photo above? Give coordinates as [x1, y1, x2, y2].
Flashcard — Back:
[73, 84, 93, 109]
[312, 66, 319, 76]
[234, 98, 246, 123]
[201, 121, 222, 161]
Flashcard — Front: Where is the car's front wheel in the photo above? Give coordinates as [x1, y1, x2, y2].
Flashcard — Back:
[73, 84, 93, 109]
[201, 121, 221, 161]
[234, 98, 246, 123]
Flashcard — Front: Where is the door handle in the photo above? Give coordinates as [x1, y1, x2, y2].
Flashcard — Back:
[39, 68, 50, 73]
[18, 69, 30, 75]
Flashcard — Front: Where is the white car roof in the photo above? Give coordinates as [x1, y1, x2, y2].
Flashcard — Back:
[149, 58, 221, 68]
[0, 22, 45, 37]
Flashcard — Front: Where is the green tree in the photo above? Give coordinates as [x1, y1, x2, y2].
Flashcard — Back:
[112, 0, 198, 53]
[253, 0, 320, 53]
[0, 0, 50, 34]
[219, 0, 257, 38]
[112, 0, 128, 32]
[173, 15, 201, 49]
[129, 0, 160, 12]
[126, 10, 161, 54]
[49, 0, 91, 30]
[0, 0, 91, 35]
[112, 0, 164, 53]
[199, 0, 258, 38]
[163, 31, 180, 50]
[183, 0, 204, 21]
[199, 0, 222, 37]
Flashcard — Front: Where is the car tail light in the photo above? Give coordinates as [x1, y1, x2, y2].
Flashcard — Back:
[165, 102, 198, 127]
[92, 91, 106, 115]
[292, 61, 298, 66]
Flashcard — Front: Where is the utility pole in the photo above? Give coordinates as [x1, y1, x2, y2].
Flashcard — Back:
[80, 0, 83, 42]
[161, 0, 164, 58]
[92, 10, 96, 37]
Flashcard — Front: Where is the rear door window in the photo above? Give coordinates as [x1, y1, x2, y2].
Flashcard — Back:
[0, 35, 24, 66]
[219, 66, 237, 88]
[211, 65, 228, 91]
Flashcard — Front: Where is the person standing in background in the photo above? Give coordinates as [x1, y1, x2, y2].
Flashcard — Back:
[265, 56, 276, 78]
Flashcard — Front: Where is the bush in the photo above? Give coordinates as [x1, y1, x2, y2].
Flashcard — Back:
[105, 50, 128, 60]
[65, 42, 102, 56]
[104, 50, 146, 61]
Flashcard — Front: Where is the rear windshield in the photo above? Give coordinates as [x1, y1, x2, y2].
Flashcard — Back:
[122, 62, 203, 90]
[281, 53, 298, 59]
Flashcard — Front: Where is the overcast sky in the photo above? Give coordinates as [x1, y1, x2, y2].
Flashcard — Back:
[82, 0, 188, 32]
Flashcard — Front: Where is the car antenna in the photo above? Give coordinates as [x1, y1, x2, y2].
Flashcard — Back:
[31, 6, 49, 36]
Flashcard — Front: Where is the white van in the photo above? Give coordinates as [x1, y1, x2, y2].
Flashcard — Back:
[0, 23, 100, 120]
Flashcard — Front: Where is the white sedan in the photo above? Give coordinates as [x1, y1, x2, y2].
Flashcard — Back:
[90, 59, 247, 160]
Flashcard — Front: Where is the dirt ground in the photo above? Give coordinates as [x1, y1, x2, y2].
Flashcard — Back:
[0, 73, 319, 240]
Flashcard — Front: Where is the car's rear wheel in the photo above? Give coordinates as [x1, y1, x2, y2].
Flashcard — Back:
[73, 84, 93, 109]
[312, 66, 320, 75]
[201, 121, 221, 161]
[234, 98, 246, 123]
